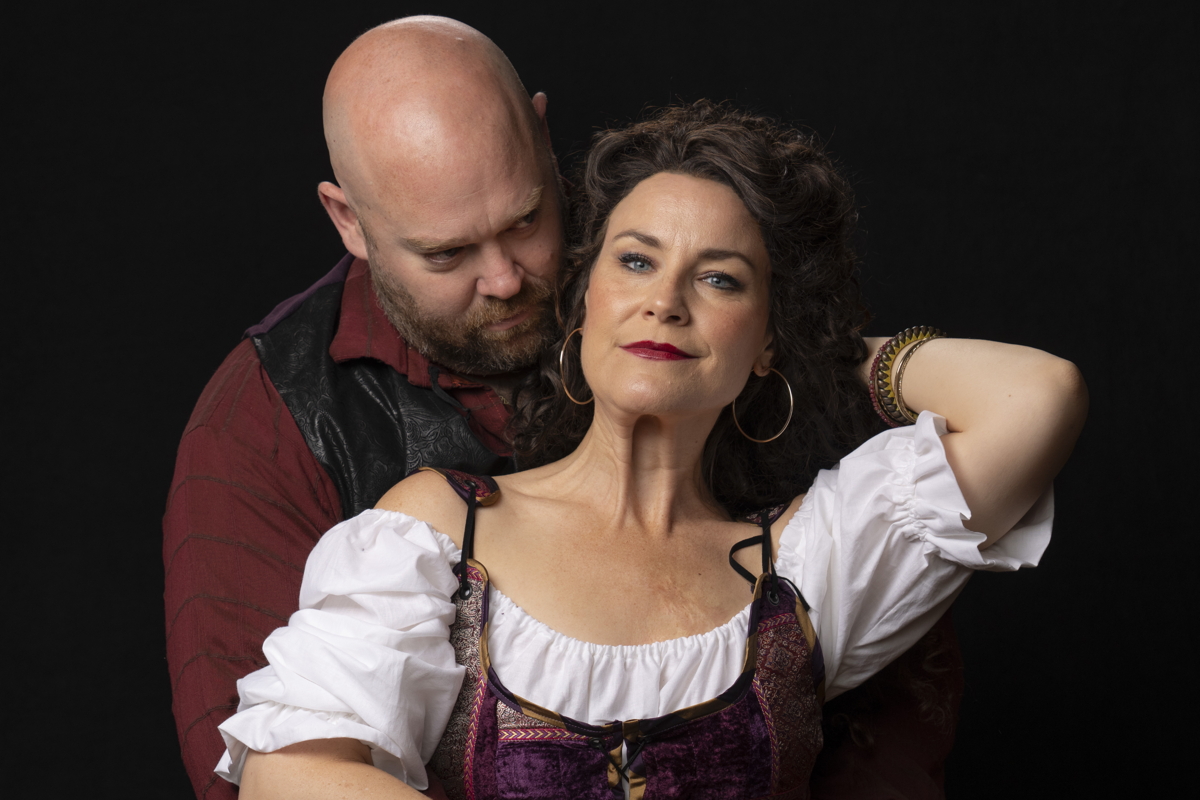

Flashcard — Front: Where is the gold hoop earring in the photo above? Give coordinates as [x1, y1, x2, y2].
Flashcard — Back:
[559, 327, 593, 405]
[732, 368, 793, 443]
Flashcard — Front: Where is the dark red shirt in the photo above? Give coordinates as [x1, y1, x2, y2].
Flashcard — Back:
[163, 258, 511, 800]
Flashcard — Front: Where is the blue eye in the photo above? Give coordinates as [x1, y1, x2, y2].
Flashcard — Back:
[701, 272, 741, 290]
[619, 252, 653, 272]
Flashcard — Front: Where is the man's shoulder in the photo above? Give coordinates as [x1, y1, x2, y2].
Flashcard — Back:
[244, 254, 355, 340]
[182, 338, 278, 438]
[182, 252, 353, 443]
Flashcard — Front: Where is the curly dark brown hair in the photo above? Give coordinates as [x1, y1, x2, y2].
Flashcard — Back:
[509, 100, 881, 514]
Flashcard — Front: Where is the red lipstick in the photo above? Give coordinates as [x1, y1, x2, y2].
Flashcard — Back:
[620, 341, 697, 361]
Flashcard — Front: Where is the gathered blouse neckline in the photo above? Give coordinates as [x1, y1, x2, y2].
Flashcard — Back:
[487, 572, 754, 656]
[412, 499, 809, 655]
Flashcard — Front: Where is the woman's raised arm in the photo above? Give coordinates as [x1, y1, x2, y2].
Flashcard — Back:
[861, 336, 1088, 546]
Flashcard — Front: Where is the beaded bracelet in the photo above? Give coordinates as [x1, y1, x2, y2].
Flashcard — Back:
[868, 326, 946, 427]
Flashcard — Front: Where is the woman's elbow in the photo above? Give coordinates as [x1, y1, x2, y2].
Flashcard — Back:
[1039, 356, 1089, 442]
[1018, 355, 1089, 505]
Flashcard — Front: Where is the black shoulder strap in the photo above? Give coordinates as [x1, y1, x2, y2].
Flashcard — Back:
[728, 503, 790, 592]
[728, 515, 777, 589]
[418, 467, 500, 600]
[724, 503, 801, 604]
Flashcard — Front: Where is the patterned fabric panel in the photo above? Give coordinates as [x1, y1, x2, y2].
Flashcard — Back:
[753, 611, 823, 796]
[496, 698, 570, 734]
[497, 727, 591, 742]
[429, 565, 488, 800]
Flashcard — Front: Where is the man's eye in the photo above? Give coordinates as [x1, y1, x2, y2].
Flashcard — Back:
[701, 272, 741, 290]
[427, 247, 463, 264]
[512, 209, 538, 229]
[619, 252, 653, 272]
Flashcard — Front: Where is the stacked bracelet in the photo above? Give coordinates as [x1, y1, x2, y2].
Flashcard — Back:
[868, 326, 946, 427]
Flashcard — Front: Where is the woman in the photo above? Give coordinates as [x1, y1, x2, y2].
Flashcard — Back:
[216, 102, 1086, 798]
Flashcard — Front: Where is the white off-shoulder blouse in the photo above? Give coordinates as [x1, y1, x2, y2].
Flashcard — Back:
[215, 412, 1053, 790]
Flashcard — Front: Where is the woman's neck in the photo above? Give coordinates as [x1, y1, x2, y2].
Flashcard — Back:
[536, 406, 727, 538]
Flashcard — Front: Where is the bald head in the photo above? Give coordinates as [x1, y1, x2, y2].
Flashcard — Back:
[323, 16, 545, 211]
[314, 17, 564, 377]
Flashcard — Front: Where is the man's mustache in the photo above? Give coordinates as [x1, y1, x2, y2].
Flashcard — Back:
[466, 278, 554, 328]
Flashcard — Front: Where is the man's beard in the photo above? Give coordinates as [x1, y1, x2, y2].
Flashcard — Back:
[370, 265, 558, 376]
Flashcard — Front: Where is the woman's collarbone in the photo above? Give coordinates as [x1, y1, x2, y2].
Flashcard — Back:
[481, 540, 755, 646]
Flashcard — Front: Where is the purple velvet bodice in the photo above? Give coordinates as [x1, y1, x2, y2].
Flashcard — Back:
[428, 560, 824, 799]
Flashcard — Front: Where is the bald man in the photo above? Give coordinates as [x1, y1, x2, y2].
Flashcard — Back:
[319, 17, 562, 379]
[163, 18, 562, 799]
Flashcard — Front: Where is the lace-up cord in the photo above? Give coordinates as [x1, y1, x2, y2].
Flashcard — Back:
[727, 514, 781, 602]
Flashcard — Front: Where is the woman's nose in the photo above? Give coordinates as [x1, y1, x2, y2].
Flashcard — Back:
[642, 276, 689, 324]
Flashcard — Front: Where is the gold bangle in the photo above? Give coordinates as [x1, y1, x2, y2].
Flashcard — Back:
[893, 336, 938, 424]
[870, 327, 946, 426]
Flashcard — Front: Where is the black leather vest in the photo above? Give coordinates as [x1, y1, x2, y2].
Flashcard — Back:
[250, 267, 515, 519]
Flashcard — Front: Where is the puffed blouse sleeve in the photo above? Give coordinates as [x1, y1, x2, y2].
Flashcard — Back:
[775, 411, 1053, 700]
[214, 509, 464, 790]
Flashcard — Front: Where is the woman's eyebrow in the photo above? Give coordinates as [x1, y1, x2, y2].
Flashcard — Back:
[698, 248, 759, 270]
[612, 230, 661, 249]
[612, 230, 758, 270]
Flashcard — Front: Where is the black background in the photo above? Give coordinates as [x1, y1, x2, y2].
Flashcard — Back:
[10, 1, 1194, 797]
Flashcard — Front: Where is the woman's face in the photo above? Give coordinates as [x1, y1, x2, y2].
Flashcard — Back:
[581, 172, 774, 420]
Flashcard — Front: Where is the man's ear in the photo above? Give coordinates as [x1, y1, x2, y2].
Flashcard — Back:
[532, 91, 566, 186]
[317, 181, 369, 260]
[531, 92, 553, 151]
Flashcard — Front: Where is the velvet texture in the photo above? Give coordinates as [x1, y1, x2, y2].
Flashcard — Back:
[493, 735, 617, 798]
[434, 577, 822, 798]
[637, 699, 774, 799]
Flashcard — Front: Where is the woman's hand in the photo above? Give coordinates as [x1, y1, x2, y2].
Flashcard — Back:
[240, 738, 428, 800]
[862, 336, 1087, 546]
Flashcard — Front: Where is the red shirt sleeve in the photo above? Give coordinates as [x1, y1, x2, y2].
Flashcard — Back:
[811, 609, 964, 800]
[163, 338, 342, 800]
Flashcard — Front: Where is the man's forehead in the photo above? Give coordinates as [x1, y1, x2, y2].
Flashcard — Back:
[400, 183, 545, 252]
[381, 104, 536, 181]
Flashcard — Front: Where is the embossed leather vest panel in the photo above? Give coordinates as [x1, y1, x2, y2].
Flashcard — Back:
[251, 276, 514, 519]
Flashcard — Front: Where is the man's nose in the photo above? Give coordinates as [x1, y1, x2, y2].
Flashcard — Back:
[475, 244, 524, 300]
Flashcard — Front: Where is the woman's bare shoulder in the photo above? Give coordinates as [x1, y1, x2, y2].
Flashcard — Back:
[375, 469, 470, 547]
